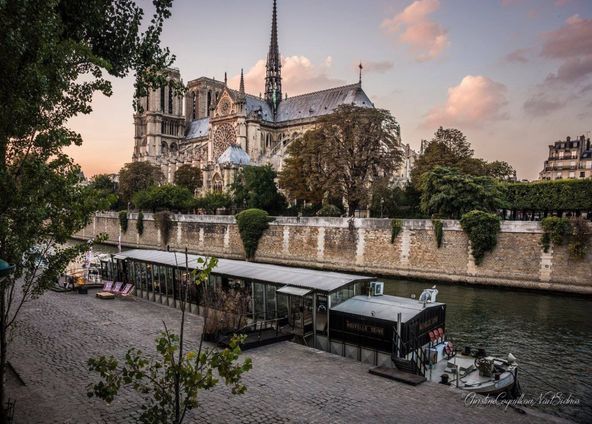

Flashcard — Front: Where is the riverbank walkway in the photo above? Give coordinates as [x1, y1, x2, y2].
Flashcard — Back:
[8, 289, 570, 423]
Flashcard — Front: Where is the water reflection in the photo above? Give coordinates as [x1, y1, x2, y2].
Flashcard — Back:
[384, 278, 592, 423]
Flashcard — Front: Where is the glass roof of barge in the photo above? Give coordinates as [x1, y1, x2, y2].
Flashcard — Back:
[114, 249, 374, 293]
[331, 295, 445, 322]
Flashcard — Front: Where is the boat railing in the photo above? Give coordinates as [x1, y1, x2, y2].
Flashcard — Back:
[235, 317, 286, 341]
[392, 327, 434, 376]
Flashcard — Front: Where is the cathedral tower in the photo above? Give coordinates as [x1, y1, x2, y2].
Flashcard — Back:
[265, 0, 282, 116]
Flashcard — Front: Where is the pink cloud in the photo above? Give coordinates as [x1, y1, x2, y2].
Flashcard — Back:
[541, 15, 592, 59]
[422, 75, 508, 128]
[381, 0, 449, 62]
[228, 56, 345, 97]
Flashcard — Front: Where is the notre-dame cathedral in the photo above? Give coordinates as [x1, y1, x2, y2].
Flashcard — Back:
[132, 0, 374, 193]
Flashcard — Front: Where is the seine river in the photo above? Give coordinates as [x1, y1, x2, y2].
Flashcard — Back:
[383, 278, 591, 423]
[87, 243, 589, 422]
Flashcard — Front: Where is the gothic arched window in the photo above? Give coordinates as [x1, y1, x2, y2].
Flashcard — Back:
[212, 174, 223, 193]
[168, 81, 174, 114]
[207, 91, 212, 117]
[161, 141, 168, 155]
[160, 86, 165, 111]
[146, 89, 150, 112]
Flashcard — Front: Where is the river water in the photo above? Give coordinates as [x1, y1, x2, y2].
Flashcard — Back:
[383, 278, 591, 423]
[86, 243, 590, 422]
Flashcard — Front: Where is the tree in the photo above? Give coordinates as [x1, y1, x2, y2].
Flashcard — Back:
[133, 184, 195, 213]
[420, 167, 507, 219]
[195, 192, 232, 214]
[174, 165, 202, 194]
[231, 165, 286, 214]
[0, 0, 175, 418]
[88, 174, 124, 210]
[119, 162, 165, 204]
[235, 209, 271, 260]
[279, 105, 403, 215]
[369, 183, 425, 218]
[411, 127, 516, 189]
[484, 160, 516, 181]
[88, 256, 252, 423]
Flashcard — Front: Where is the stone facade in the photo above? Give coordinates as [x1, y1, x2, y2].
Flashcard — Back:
[75, 213, 592, 294]
[131, 1, 375, 192]
[539, 135, 592, 180]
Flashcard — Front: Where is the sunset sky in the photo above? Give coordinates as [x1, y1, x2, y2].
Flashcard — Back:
[67, 0, 592, 180]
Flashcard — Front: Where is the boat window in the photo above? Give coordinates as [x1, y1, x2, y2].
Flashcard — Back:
[253, 282, 265, 320]
[266, 284, 277, 320]
[330, 285, 354, 307]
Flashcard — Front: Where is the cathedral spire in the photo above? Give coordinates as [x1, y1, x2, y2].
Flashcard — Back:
[265, 0, 282, 116]
[358, 62, 363, 85]
[239, 68, 245, 95]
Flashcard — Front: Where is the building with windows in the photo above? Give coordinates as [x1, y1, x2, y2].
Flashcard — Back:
[132, 0, 375, 192]
[539, 135, 592, 180]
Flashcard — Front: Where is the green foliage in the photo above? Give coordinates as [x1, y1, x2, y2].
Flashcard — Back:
[154, 211, 173, 247]
[133, 184, 195, 213]
[88, 174, 123, 210]
[460, 210, 501, 265]
[137, 212, 145, 236]
[541, 217, 571, 252]
[279, 105, 403, 215]
[119, 162, 165, 204]
[195, 191, 232, 214]
[369, 183, 425, 218]
[88, 331, 251, 424]
[420, 167, 507, 219]
[235, 209, 271, 260]
[0, 0, 175, 417]
[540, 217, 591, 259]
[316, 204, 342, 217]
[391, 219, 403, 244]
[174, 165, 202, 194]
[568, 218, 591, 259]
[119, 211, 129, 233]
[231, 165, 287, 214]
[505, 179, 592, 212]
[411, 127, 515, 190]
[432, 219, 444, 248]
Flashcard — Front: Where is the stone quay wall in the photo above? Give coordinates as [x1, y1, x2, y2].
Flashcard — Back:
[74, 212, 592, 294]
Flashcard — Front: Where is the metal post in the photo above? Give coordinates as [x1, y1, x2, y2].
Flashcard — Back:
[396, 312, 402, 358]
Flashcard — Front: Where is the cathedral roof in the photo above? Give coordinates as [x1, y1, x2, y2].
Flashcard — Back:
[275, 83, 374, 123]
[186, 117, 209, 139]
[217, 145, 251, 166]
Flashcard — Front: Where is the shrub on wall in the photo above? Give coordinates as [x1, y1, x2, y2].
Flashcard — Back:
[505, 179, 592, 213]
[432, 219, 443, 248]
[136, 211, 144, 236]
[235, 209, 271, 260]
[118, 211, 128, 233]
[154, 211, 173, 247]
[541, 216, 591, 259]
[460, 210, 500, 265]
[568, 218, 591, 259]
[390, 219, 402, 244]
[540, 216, 570, 253]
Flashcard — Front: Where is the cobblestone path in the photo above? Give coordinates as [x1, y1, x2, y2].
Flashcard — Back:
[7, 290, 569, 423]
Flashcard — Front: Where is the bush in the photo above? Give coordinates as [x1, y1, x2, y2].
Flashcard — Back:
[133, 184, 195, 213]
[505, 179, 592, 213]
[540, 216, 571, 252]
[460, 210, 501, 265]
[391, 219, 402, 243]
[136, 211, 144, 236]
[118, 211, 128, 233]
[196, 191, 232, 214]
[316, 204, 342, 217]
[568, 218, 591, 259]
[432, 219, 443, 248]
[235, 209, 271, 260]
[154, 211, 173, 247]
